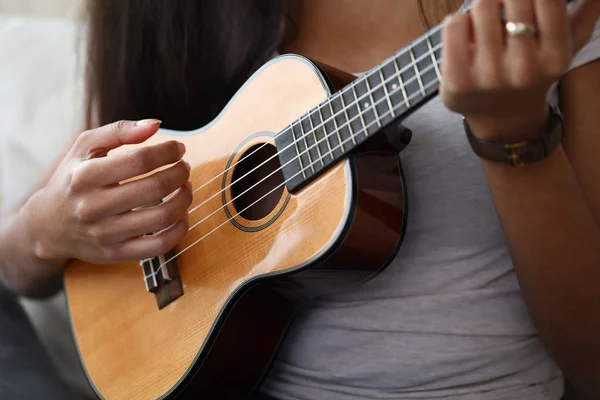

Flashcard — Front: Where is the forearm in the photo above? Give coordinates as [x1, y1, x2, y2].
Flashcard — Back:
[481, 146, 600, 392]
[438, 0, 600, 393]
[0, 204, 65, 298]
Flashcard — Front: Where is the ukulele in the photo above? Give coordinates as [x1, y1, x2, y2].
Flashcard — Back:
[64, 13, 448, 400]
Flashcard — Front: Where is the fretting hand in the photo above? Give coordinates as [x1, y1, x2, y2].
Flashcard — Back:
[22, 120, 193, 265]
[440, 0, 600, 142]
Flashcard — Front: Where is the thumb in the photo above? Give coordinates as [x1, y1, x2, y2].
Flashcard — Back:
[73, 119, 162, 159]
[570, 0, 600, 54]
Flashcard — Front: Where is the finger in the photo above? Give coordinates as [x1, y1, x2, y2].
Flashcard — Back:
[569, 0, 600, 53]
[471, 0, 505, 87]
[109, 217, 189, 262]
[441, 13, 475, 94]
[534, 0, 570, 57]
[73, 139, 186, 188]
[73, 119, 162, 159]
[96, 182, 192, 244]
[101, 160, 191, 217]
[504, 0, 539, 85]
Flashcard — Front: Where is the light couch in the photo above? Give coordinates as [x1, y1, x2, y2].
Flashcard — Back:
[0, 10, 95, 399]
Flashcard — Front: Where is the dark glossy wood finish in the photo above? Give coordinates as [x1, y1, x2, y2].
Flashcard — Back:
[315, 61, 357, 90]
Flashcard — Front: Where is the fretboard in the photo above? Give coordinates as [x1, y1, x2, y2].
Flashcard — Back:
[277, 24, 443, 193]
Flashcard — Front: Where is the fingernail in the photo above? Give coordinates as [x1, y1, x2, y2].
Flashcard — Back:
[136, 118, 162, 126]
[184, 161, 191, 171]
[177, 142, 186, 156]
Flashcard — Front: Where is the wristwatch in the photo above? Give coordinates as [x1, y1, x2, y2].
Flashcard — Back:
[463, 105, 564, 167]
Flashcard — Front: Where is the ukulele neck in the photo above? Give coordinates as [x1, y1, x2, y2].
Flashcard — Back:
[277, 21, 444, 194]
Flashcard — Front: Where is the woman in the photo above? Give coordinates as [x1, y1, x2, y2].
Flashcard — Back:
[1, 0, 599, 399]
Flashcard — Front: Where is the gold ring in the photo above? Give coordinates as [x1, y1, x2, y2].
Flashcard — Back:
[505, 22, 538, 37]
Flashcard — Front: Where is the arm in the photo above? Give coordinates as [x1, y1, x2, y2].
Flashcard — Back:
[0, 131, 82, 298]
[0, 208, 65, 298]
[479, 64, 600, 397]
[0, 136, 75, 298]
[0, 120, 192, 298]
[441, 0, 600, 396]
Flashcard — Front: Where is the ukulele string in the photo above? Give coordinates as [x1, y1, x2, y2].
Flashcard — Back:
[155, 67, 443, 273]
[184, 57, 441, 236]
[184, 25, 443, 213]
[184, 39, 444, 223]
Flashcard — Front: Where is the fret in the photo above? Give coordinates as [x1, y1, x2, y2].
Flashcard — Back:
[392, 57, 410, 108]
[350, 83, 369, 137]
[380, 59, 403, 115]
[378, 67, 395, 119]
[306, 110, 325, 167]
[364, 69, 392, 129]
[289, 123, 307, 179]
[409, 47, 426, 96]
[297, 118, 315, 173]
[364, 75, 382, 129]
[338, 92, 357, 145]
[327, 99, 345, 153]
[425, 34, 442, 82]
[412, 35, 440, 95]
[316, 105, 335, 160]
[353, 76, 379, 136]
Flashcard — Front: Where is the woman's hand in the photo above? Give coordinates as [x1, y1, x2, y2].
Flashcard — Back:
[22, 119, 193, 266]
[440, 0, 600, 142]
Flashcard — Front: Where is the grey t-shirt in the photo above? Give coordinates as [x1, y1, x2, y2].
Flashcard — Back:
[261, 12, 600, 400]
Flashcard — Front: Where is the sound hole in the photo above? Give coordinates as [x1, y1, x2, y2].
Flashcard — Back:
[231, 143, 284, 221]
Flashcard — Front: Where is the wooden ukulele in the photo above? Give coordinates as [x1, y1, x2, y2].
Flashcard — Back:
[64, 17, 446, 400]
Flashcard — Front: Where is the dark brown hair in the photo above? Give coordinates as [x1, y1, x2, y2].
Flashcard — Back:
[85, 0, 458, 131]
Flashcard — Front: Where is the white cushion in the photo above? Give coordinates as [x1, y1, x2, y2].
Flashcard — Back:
[0, 12, 93, 398]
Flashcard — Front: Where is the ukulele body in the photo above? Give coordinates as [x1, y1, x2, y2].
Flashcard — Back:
[64, 55, 408, 399]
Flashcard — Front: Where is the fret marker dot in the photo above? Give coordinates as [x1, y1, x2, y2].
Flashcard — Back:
[392, 84, 399, 90]
[363, 102, 370, 109]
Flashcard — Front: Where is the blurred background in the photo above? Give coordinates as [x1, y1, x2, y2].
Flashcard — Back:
[0, 0, 94, 398]
[0, 0, 82, 19]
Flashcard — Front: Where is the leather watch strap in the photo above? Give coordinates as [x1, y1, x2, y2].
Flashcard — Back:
[463, 106, 564, 167]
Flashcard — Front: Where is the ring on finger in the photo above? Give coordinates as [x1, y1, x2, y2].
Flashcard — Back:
[505, 21, 538, 38]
